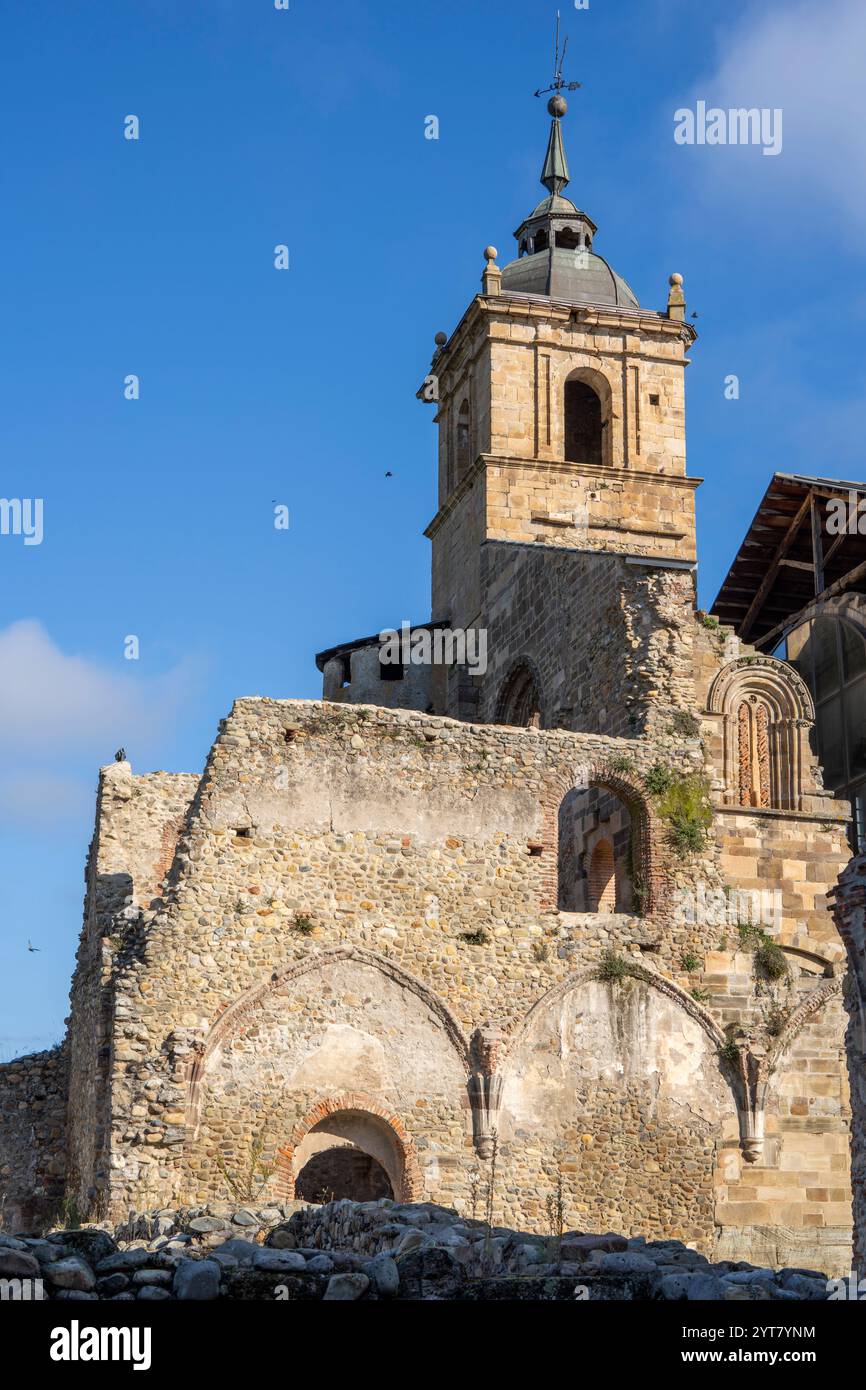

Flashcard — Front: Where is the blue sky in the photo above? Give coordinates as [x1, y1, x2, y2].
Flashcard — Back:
[1, 0, 865, 1051]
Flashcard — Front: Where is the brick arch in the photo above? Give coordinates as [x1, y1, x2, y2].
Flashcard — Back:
[185, 945, 472, 1130]
[271, 1092, 424, 1202]
[541, 759, 665, 915]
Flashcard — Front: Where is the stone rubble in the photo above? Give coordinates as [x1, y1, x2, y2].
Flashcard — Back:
[0, 1199, 835, 1301]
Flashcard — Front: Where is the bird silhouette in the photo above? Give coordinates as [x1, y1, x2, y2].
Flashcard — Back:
[385, 471, 393, 477]
[114, 748, 126, 762]
[691, 311, 699, 320]
[27, 940, 40, 953]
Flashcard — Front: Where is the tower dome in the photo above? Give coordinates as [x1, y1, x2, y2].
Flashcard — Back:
[500, 99, 639, 309]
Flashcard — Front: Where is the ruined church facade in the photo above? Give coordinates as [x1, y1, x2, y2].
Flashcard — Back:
[1, 102, 861, 1276]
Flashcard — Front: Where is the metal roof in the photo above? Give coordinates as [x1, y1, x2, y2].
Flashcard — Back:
[500, 247, 639, 308]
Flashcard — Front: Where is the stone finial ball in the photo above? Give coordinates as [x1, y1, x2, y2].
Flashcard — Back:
[434, 331, 447, 346]
[669, 272, 684, 286]
[548, 94, 568, 118]
[484, 246, 498, 263]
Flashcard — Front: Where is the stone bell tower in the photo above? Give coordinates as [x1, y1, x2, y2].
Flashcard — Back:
[420, 83, 700, 736]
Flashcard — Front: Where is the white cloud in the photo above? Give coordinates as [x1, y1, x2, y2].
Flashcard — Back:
[0, 620, 197, 824]
[0, 619, 191, 751]
[673, 0, 866, 244]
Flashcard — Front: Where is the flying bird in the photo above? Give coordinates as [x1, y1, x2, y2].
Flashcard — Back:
[27, 940, 40, 953]
[385, 471, 393, 477]
[115, 748, 126, 762]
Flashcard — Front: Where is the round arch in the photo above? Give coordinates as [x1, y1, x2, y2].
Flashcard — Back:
[272, 1092, 424, 1202]
[495, 656, 545, 729]
[561, 364, 614, 468]
[541, 759, 664, 915]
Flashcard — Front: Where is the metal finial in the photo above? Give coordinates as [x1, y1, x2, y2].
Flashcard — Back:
[533, 10, 581, 111]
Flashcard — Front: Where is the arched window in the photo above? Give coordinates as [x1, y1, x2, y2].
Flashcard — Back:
[456, 400, 471, 484]
[557, 786, 635, 913]
[707, 656, 815, 814]
[564, 376, 603, 466]
[555, 227, 581, 250]
[497, 662, 542, 728]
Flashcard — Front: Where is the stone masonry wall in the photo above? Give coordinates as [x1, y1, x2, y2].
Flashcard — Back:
[477, 544, 698, 736]
[66, 766, 198, 1212]
[0, 1043, 68, 1230]
[52, 694, 850, 1271]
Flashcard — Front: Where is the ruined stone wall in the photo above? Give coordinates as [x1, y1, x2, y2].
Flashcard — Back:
[66, 764, 198, 1214]
[477, 544, 698, 736]
[0, 1043, 68, 1230]
[68, 695, 852, 1270]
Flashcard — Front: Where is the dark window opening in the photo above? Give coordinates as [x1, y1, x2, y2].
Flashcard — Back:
[295, 1147, 394, 1204]
[379, 658, 404, 682]
[649, 393, 660, 406]
[556, 227, 582, 250]
[564, 378, 603, 466]
[534, 229, 549, 254]
[498, 663, 542, 729]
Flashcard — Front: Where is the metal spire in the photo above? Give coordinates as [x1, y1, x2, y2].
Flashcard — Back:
[534, 11, 580, 198]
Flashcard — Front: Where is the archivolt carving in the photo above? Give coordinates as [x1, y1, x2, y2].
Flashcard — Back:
[707, 657, 815, 810]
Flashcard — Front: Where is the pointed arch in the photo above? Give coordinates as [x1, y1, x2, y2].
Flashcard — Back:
[186, 945, 472, 1130]
[502, 960, 728, 1068]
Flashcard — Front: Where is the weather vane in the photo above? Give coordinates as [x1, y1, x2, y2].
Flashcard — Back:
[534, 10, 582, 105]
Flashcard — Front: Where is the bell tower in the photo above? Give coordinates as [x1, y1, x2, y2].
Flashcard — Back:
[419, 56, 699, 736]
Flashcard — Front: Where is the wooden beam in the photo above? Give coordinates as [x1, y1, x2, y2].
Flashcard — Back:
[810, 493, 825, 595]
[753, 555, 866, 650]
[740, 493, 812, 640]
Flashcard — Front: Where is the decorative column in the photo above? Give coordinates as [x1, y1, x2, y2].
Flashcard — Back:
[468, 1025, 504, 1160]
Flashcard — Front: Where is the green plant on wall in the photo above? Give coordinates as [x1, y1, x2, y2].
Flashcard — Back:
[594, 949, 632, 984]
[736, 922, 789, 981]
[644, 762, 674, 797]
[656, 773, 713, 854]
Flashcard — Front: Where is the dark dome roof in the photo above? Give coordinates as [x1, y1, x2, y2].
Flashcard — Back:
[500, 247, 639, 309]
